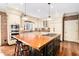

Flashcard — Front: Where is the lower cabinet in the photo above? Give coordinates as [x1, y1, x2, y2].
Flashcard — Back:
[46, 36, 60, 56]
[29, 35, 60, 56]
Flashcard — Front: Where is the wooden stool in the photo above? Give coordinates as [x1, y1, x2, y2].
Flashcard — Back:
[14, 40, 30, 56]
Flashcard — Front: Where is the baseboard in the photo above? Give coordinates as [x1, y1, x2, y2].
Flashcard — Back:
[63, 40, 79, 44]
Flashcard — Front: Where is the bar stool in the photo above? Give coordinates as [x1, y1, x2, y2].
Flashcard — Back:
[20, 43, 30, 56]
[14, 40, 22, 56]
[14, 40, 30, 56]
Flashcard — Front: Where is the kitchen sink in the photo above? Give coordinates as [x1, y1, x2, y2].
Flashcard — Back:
[42, 33, 57, 37]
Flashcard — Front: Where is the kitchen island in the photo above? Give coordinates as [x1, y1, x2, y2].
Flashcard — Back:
[13, 32, 60, 56]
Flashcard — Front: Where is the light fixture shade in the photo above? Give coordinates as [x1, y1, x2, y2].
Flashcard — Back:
[47, 16, 52, 20]
[21, 3, 28, 20]
[47, 3, 52, 20]
[22, 15, 28, 20]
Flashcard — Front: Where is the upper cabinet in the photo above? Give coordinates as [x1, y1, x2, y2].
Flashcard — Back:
[7, 13, 21, 25]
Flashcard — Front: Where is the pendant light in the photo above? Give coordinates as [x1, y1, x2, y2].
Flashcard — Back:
[22, 3, 28, 20]
[47, 3, 52, 20]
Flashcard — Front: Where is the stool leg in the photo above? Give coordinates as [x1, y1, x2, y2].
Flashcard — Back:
[17, 44, 20, 56]
[14, 40, 22, 56]
[14, 40, 31, 56]
[14, 44, 17, 56]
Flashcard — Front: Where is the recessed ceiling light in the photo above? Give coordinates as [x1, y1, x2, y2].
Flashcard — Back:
[37, 9, 40, 12]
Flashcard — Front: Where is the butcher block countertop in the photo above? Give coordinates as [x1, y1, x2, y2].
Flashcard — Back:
[13, 32, 60, 50]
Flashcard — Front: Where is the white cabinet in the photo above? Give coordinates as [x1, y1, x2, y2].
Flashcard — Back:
[48, 17, 63, 41]
[64, 20, 79, 42]
[7, 13, 20, 45]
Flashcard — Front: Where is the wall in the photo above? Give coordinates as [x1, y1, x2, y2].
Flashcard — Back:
[0, 12, 7, 45]
[48, 13, 63, 41]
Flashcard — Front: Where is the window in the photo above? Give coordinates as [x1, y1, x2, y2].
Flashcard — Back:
[43, 20, 48, 27]
[24, 21, 34, 31]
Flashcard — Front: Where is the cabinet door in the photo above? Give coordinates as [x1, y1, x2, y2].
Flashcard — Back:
[8, 14, 20, 45]
[64, 20, 78, 42]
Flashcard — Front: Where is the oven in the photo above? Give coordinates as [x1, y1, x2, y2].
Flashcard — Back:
[11, 24, 19, 40]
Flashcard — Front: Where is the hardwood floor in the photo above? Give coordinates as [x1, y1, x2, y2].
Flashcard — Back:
[58, 41, 79, 56]
[0, 41, 79, 56]
[0, 45, 15, 56]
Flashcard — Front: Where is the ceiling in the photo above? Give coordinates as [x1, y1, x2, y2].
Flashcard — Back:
[0, 3, 79, 18]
